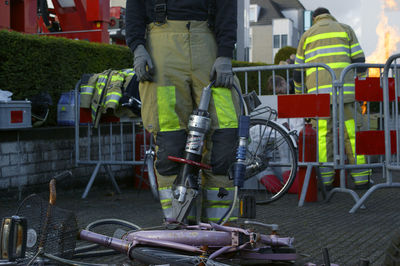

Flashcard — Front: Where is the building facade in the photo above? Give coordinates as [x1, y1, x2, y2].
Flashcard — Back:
[249, 0, 305, 63]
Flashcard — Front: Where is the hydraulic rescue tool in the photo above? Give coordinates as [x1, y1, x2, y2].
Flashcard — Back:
[169, 82, 213, 222]
[169, 81, 253, 223]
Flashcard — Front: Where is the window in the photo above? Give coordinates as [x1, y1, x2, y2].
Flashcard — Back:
[249, 4, 260, 22]
[304, 10, 313, 31]
[281, 35, 288, 47]
[273, 35, 280, 48]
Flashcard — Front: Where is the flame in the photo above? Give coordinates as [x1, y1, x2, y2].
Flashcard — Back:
[367, 0, 400, 77]
[384, 0, 399, 9]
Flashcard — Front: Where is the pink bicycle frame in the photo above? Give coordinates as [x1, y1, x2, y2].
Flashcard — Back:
[79, 222, 296, 261]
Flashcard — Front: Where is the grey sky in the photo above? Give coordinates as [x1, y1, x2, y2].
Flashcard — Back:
[299, 0, 400, 60]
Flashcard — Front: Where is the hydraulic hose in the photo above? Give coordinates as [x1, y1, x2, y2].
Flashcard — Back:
[219, 83, 248, 225]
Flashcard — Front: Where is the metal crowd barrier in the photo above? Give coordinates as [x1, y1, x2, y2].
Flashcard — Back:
[347, 54, 400, 213]
[234, 59, 400, 211]
[234, 63, 338, 207]
[325, 63, 388, 210]
[74, 81, 147, 199]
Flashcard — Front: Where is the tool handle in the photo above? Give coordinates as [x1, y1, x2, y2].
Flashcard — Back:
[49, 179, 56, 205]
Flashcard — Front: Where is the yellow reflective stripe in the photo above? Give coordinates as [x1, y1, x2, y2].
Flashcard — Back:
[212, 88, 238, 128]
[206, 187, 235, 191]
[354, 180, 368, 184]
[81, 92, 93, 95]
[105, 99, 119, 105]
[209, 205, 231, 208]
[157, 86, 180, 131]
[308, 83, 354, 94]
[351, 50, 363, 57]
[160, 198, 172, 209]
[111, 75, 124, 82]
[106, 92, 122, 96]
[305, 52, 350, 63]
[308, 90, 354, 95]
[158, 186, 172, 190]
[345, 119, 366, 164]
[294, 81, 303, 93]
[352, 170, 372, 177]
[318, 119, 328, 162]
[308, 84, 332, 93]
[91, 105, 97, 120]
[305, 44, 350, 55]
[303, 31, 349, 50]
[296, 53, 305, 60]
[306, 62, 350, 76]
[207, 217, 237, 222]
[321, 172, 335, 176]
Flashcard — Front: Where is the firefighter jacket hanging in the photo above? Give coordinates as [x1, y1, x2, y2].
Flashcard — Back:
[80, 68, 138, 127]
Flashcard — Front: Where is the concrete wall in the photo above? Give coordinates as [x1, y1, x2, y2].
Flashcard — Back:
[251, 25, 273, 63]
[0, 126, 137, 194]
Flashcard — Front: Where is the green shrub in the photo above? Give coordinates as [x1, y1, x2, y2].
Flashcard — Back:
[0, 30, 132, 125]
[274, 46, 297, 65]
[0, 30, 292, 125]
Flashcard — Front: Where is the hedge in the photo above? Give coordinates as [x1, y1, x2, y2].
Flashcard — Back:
[0, 30, 132, 125]
[274, 46, 297, 65]
[0, 30, 285, 125]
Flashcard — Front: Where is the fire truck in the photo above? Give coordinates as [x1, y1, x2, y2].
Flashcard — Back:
[0, 0, 126, 44]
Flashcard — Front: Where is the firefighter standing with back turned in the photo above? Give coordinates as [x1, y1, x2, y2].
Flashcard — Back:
[294, 7, 372, 190]
[125, 0, 240, 223]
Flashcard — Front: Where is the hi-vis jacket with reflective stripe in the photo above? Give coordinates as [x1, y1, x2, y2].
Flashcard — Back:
[80, 69, 135, 127]
[294, 14, 366, 103]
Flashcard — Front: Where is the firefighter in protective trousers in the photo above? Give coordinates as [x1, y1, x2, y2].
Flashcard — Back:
[125, 0, 240, 222]
[294, 7, 372, 189]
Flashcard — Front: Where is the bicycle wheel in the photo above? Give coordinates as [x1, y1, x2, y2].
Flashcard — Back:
[130, 246, 232, 266]
[243, 119, 298, 204]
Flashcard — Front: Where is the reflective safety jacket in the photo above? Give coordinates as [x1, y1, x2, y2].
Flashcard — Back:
[294, 14, 366, 103]
[80, 69, 136, 127]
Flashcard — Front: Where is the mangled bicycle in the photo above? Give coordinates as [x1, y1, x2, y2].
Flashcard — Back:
[1, 82, 299, 265]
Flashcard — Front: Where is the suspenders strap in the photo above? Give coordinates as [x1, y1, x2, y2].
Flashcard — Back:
[154, 0, 167, 24]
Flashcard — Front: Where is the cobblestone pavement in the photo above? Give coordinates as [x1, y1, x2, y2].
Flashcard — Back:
[1, 170, 400, 265]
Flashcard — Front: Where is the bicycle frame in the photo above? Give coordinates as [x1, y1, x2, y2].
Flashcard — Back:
[78, 83, 298, 264]
[79, 221, 296, 262]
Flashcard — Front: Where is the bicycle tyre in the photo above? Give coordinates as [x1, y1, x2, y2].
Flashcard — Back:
[130, 246, 232, 266]
[243, 118, 298, 204]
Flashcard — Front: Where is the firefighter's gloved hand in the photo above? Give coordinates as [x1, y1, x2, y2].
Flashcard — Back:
[133, 45, 155, 82]
[210, 57, 234, 89]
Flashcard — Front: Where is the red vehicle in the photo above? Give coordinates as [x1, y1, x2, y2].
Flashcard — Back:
[0, 0, 125, 44]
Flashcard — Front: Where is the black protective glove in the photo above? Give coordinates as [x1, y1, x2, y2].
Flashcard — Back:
[209, 57, 234, 88]
[133, 44, 155, 82]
